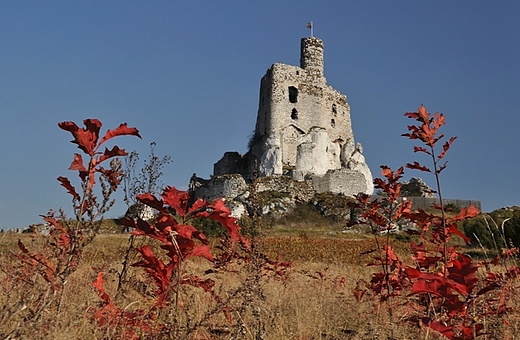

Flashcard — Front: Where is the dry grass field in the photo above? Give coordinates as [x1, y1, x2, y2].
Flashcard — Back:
[0, 228, 423, 340]
[2, 224, 518, 340]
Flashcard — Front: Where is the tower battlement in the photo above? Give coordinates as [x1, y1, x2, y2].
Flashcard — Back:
[300, 37, 324, 78]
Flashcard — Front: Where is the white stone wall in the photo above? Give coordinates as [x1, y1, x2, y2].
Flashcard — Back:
[313, 169, 371, 196]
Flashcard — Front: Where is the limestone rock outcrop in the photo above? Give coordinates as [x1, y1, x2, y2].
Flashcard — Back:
[401, 177, 435, 198]
[294, 127, 341, 180]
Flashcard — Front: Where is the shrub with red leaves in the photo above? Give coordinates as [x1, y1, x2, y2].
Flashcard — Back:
[351, 106, 520, 339]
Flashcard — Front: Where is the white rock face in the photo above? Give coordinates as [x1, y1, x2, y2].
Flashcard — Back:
[226, 200, 247, 218]
[294, 127, 341, 180]
[340, 139, 355, 166]
[346, 144, 374, 195]
[258, 135, 283, 177]
[125, 203, 156, 221]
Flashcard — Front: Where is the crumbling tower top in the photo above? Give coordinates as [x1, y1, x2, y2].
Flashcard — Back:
[300, 37, 324, 78]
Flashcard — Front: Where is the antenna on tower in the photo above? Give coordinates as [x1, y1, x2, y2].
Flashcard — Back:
[306, 21, 313, 37]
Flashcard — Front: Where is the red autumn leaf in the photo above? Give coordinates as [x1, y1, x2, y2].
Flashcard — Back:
[380, 165, 404, 182]
[41, 215, 63, 229]
[155, 213, 176, 234]
[403, 112, 419, 120]
[68, 154, 86, 172]
[438, 136, 457, 160]
[417, 105, 429, 121]
[421, 125, 436, 146]
[34, 255, 57, 284]
[406, 161, 431, 172]
[373, 177, 387, 190]
[413, 146, 431, 155]
[412, 272, 469, 301]
[136, 193, 164, 211]
[422, 318, 455, 339]
[447, 256, 478, 294]
[375, 166, 404, 200]
[433, 112, 446, 130]
[57, 176, 81, 201]
[187, 244, 214, 261]
[449, 205, 480, 223]
[403, 106, 446, 147]
[200, 199, 241, 242]
[380, 165, 393, 179]
[133, 245, 173, 296]
[98, 122, 141, 147]
[56, 230, 72, 250]
[393, 199, 412, 220]
[187, 198, 210, 215]
[131, 218, 168, 243]
[432, 133, 445, 147]
[405, 266, 422, 278]
[436, 161, 448, 174]
[18, 239, 29, 253]
[174, 223, 199, 240]
[446, 222, 471, 244]
[352, 282, 367, 302]
[68, 153, 87, 174]
[98, 145, 128, 163]
[58, 119, 102, 156]
[161, 186, 190, 216]
[502, 247, 519, 259]
[91, 272, 111, 303]
[181, 275, 215, 293]
[222, 305, 233, 323]
[383, 245, 399, 262]
[401, 125, 420, 139]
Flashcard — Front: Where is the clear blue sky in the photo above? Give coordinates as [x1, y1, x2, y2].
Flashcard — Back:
[1, 1, 519, 229]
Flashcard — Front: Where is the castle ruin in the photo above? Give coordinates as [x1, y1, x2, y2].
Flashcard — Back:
[191, 36, 373, 206]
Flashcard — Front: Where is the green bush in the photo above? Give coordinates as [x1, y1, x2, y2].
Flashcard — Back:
[463, 207, 520, 250]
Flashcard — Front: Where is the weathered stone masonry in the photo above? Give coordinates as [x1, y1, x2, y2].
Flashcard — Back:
[192, 37, 373, 214]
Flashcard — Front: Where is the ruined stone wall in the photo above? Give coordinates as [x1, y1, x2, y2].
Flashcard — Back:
[312, 169, 369, 196]
[213, 151, 249, 177]
[397, 197, 482, 211]
[264, 64, 354, 149]
[254, 70, 273, 137]
[255, 176, 315, 202]
[190, 174, 248, 202]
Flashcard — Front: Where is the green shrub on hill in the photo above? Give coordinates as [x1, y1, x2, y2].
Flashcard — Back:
[463, 206, 520, 249]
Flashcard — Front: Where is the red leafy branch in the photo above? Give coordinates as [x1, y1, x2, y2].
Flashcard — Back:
[57, 119, 141, 215]
[351, 105, 520, 339]
[89, 272, 154, 340]
[119, 186, 248, 309]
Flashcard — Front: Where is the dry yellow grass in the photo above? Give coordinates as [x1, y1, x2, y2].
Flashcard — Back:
[0, 232, 518, 339]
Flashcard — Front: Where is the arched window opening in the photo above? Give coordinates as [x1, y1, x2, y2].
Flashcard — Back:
[289, 86, 298, 103]
[291, 108, 298, 120]
[332, 104, 337, 116]
[331, 119, 336, 128]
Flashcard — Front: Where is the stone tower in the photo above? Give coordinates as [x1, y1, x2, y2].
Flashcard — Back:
[208, 36, 373, 199]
